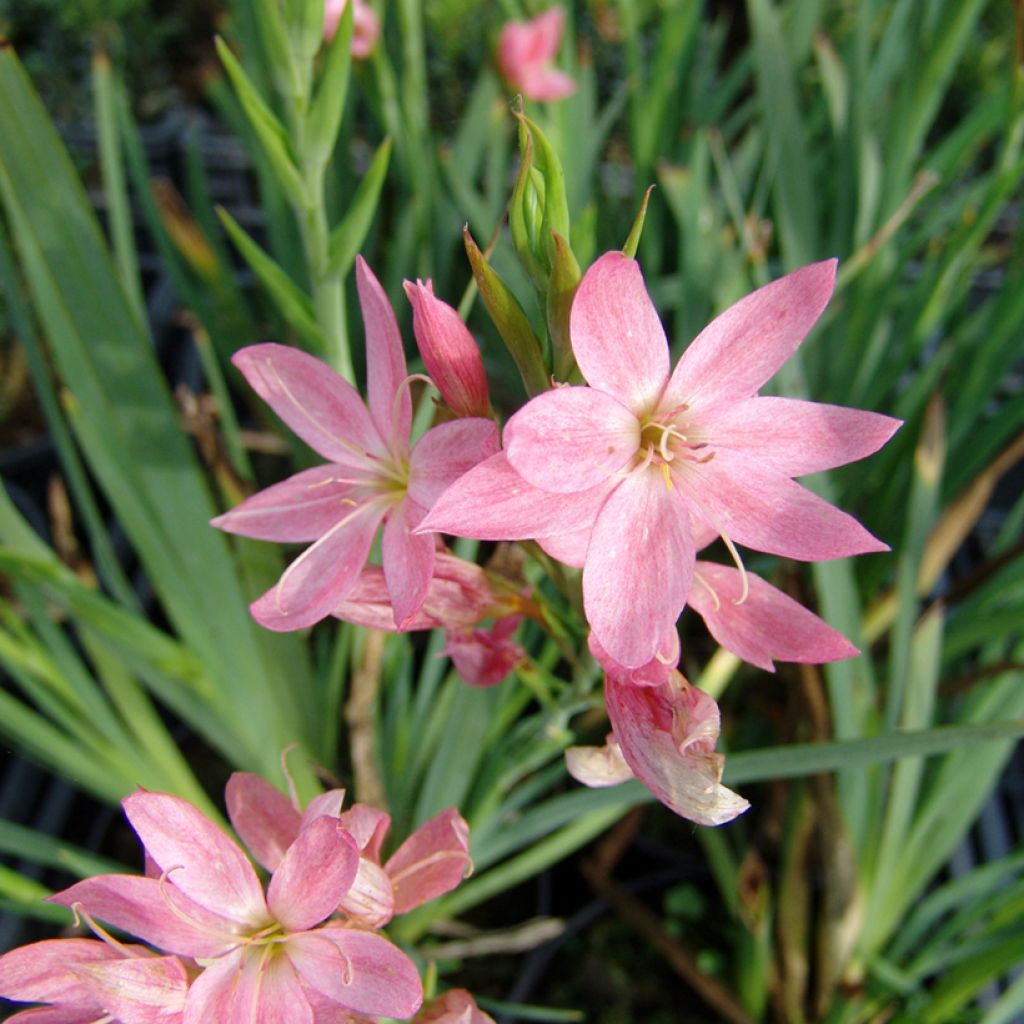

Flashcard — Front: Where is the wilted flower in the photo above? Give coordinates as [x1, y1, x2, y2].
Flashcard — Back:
[497, 6, 576, 102]
[324, 0, 380, 58]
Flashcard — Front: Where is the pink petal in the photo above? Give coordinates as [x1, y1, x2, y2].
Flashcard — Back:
[444, 616, 525, 687]
[337, 805, 391, 861]
[78, 955, 188, 1024]
[663, 260, 837, 411]
[704, 397, 902, 476]
[605, 673, 749, 826]
[504, 387, 638, 493]
[526, 6, 565, 62]
[181, 950, 240, 1024]
[49, 876, 242, 959]
[383, 501, 436, 629]
[537, 528, 590, 568]
[356, 257, 411, 449]
[225, 773, 301, 872]
[337, 858, 395, 928]
[211, 466, 359, 543]
[122, 793, 266, 926]
[285, 932, 356, 1007]
[518, 67, 577, 101]
[266, 818, 360, 931]
[589, 629, 679, 688]
[405, 280, 490, 419]
[690, 562, 858, 671]
[570, 253, 670, 414]
[417, 452, 613, 541]
[408, 418, 501, 511]
[300, 789, 348, 829]
[250, 498, 387, 631]
[565, 737, 634, 788]
[682, 450, 888, 561]
[385, 808, 471, 914]
[232, 344, 381, 467]
[0, 939, 118, 1006]
[3, 1010, 101, 1023]
[416, 990, 497, 1023]
[316, 928, 423, 1018]
[583, 472, 695, 669]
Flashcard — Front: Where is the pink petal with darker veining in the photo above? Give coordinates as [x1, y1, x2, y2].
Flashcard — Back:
[570, 252, 670, 414]
[122, 793, 266, 927]
[232, 344, 382, 468]
[682, 449, 887, 561]
[300, 789, 347, 829]
[267, 818, 359, 932]
[79, 955, 188, 1024]
[385, 808, 471, 914]
[181, 950, 239, 1024]
[0, 939, 120, 1006]
[225, 773, 301, 873]
[583, 472, 694, 669]
[408, 418, 500, 511]
[690, 562, 857, 672]
[337, 805, 391, 861]
[317, 928, 423, 1018]
[588, 629, 679, 688]
[250, 498, 387, 631]
[605, 673, 749, 826]
[417, 452, 614, 541]
[236, 949, 313, 1024]
[286, 932, 357, 1008]
[504, 386, 638, 494]
[703, 396, 901, 476]
[4, 1010, 102, 1024]
[211, 465, 360, 543]
[356, 257, 411, 450]
[383, 501, 436, 630]
[662, 260, 836, 412]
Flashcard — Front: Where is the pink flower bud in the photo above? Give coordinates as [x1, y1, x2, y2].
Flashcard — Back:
[324, 0, 381, 59]
[497, 6, 576, 102]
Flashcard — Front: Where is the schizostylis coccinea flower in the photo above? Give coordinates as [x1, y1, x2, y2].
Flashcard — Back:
[496, 6, 576, 102]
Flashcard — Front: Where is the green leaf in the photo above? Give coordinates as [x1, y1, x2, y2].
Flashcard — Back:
[327, 137, 392, 277]
[305, 0, 353, 172]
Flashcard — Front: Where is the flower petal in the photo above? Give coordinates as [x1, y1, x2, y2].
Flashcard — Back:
[418, 452, 613, 541]
[416, 990, 497, 1024]
[232, 344, 381, 467]
[704, 396, 902, 476]
[267, 817, 360, 932]
[583, 472, 694, 669]
[570, 252, 670, 413]
[605, 673, 749, 826]
[0, 939, 117, 1006]
[663, 260, 837, 411]
[383, 501, 436, 630]
[182, 950, 240, 1024]
[79, 955, 188, 1024]
[211, 466, 358, 543]
[250, 498, 387, 631]
[519, 67, 577, 102]
[225, 773, 300, 872]
[337, 858, 395, 928]
[316, 928, 423, 1018]
[504, 387, 638, 493]
[337, 805, 391, 861]
[408, 418, 501, 511]
[690, 562, 858, 671]
[537, 528, 590, 568]
[301, 789, 348, 829]
[384, 808, 471, 914]
[565, 737, 634, 788]
[122, 792, 267, 926]
[683, 450, 887, 560]
[356, 256, 411, 447]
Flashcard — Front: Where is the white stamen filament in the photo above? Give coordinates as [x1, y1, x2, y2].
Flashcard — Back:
[693, 570, 721, 612]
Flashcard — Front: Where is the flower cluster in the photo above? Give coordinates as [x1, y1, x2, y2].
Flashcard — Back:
[0, 774, 485, 1023]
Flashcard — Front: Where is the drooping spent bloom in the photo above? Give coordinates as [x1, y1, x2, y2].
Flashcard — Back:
[212, 257, 498, 632]
[0, 938, 188, 1024]
[497, 6, 576, 102]
[324, 0, 380, 59]
[226, 772, 471, 931]
[49, 789, 423, 1021]
[421, 253, 900, 669]
[567, 667, 749, 826]
[414, 989, 497, 1023]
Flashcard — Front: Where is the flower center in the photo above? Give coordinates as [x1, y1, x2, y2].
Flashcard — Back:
[633, 408, 714, 490]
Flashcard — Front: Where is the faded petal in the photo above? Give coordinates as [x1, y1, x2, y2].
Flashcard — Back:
[408, 418, 501, 511]
[565, 736, 634, 788]
[356, 257, 411, 449]
[337, 858, 395, 928]
[317, 928, 423, 1018]
[336, 805, 391, 862]
[690, 562, 858, 671]
[250, 498, 387, 631]
[588, 629, 679, 688]
[383, 500, 436, 630]
[605, 673, 748, 826]
[504, 387, 638, 493]
[418, 452, 613, 541]
[704, 397, 902, 476]
[570, 252, 670, 414]
[405, 280, 490, 418]
[583, 472, 694, 669]
[211, 465, 359, 543]
[444, 616, 524, 687]
[415, 990, 496, 1024]
[122, 793, 266, 927]
[267, 818, 360, 932]
[232, 344, 381, 468]
[663, 260, 837, 412]
[226, 772, 300, 872]
[385, 808, 471, 914]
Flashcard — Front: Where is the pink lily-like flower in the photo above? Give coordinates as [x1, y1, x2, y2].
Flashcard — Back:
[49, 791, 423, 1022]
[497, 6, 576, 102]
[0, 938, 188, 1024]
[226, 773, 471, 931]
[567, 668, 749, 826]
[420, 253, 900, 669]
[212, 257, 499, 632]
[324, 0, 381, 59]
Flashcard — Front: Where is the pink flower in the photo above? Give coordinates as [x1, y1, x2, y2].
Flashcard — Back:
[421, 253, 899, 669]
[324, 0, 380, 59]
[414, 989, 496, 1023]
[49, 790, 423, 1022]
[212, 257, 498, 632]
[0, 938, 188, 1024]
[567, 668, 749, 826]
[441, 615, 525, 687]
[497, 6, 576, 102]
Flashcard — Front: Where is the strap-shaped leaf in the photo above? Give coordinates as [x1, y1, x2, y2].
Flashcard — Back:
[327, 137, 392, 277]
